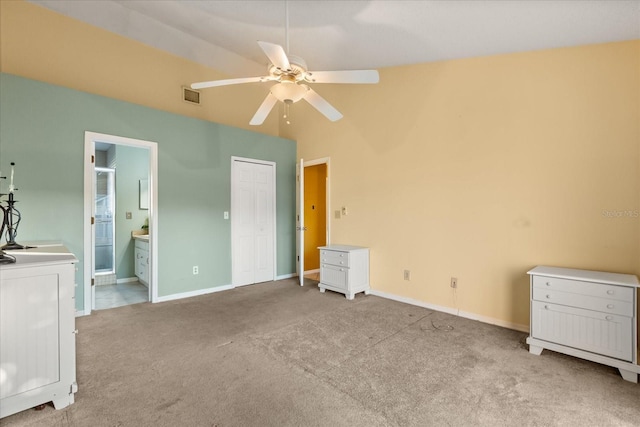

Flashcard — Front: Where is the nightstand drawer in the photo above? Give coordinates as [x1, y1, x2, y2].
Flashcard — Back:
[320, 264, 347, 287]
[320, 250, 349, 267]
[532, 275, 633, 302]
[532, 287, 633, 317]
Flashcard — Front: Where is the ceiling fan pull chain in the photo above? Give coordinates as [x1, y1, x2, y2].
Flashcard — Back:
[284, 102, 291, 125]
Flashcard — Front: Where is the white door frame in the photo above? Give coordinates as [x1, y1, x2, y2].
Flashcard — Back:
[230, 156, 277, 287]
[83, 131, 159, 315]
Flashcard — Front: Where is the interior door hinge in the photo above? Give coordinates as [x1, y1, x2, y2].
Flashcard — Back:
[91, 216, 95, 225]
[91, 155, 95, 163]
[91, 278, 95, 287]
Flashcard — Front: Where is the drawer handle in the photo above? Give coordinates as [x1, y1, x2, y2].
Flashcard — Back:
[607, 304, 614, 309]
[340, 254, 344, 257]
[606, 290, 614, 295]
[546, 282, 551, 286]
[544, 305, 549, 310]
[546, 294, 551, 299]
[340, 268, 344, 272]
[605, 316, 613, 321]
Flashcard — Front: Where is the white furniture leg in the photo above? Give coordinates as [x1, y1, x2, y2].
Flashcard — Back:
[529, 344, 544, 356]
[619, 369, 638, 383]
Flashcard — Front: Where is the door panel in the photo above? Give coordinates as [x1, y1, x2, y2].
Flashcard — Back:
[297, 159, 304, 286]
[232, 159, 275, 286]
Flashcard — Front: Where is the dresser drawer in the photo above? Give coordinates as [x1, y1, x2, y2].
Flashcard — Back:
[320, 264, 348, 288]
[531, 300, 633, 362]
[532, 287, 633, 317]
[320, 250, 349, 267]
[532, 275, 633, 302]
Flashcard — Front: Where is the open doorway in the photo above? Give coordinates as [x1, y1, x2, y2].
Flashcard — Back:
[302, 158, 330, 283]
[83, 132, 158, 315]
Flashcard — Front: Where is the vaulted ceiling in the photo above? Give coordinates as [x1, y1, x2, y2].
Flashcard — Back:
[29, 1, 640, 78]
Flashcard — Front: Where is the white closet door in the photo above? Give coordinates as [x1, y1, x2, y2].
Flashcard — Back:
[232, 159, 275, 286]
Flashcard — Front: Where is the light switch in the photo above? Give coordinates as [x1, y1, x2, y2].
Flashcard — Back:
[125, 212, 132, 219]
[224, 211, 229, 219]
[341, 206, 348, 216]
[335, 210, 341, 219]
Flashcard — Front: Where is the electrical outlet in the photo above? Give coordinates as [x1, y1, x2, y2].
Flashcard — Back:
[404, 270, 411, 281]
[193, 266, 199, 275]
[450, 277, 457, 288]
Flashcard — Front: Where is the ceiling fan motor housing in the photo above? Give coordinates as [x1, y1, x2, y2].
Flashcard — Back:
[268, 54, 307, 81]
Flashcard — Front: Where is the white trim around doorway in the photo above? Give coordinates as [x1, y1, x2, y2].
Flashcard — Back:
[83, 131, 159, 316]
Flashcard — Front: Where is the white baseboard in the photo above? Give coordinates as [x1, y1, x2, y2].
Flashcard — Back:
[155, 284, 235, 303]
[75, 310, 88, 317]
[117, 277, 139, 284]
[368, 289, 529, 333]
[276, 273, 297, 280]
[303, 268, 320, 275]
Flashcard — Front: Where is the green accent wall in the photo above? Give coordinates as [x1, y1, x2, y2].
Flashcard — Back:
[113, 144, 149, 279]
[0, 73, 297, 311]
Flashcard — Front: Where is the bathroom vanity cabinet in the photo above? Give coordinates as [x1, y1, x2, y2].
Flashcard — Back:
[0, 246, 78, 418]
[134, 236, 149, 286]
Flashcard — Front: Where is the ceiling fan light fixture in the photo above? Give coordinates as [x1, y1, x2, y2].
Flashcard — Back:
[270, 82, 308, 103]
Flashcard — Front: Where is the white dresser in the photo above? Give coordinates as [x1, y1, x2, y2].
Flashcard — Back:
[0, 246, 78, 418]
[318, 245, 370, 300]
[527, 266, 640, 383]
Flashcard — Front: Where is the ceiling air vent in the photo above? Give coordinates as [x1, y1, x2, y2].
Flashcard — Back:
[182, 86, 201, 105]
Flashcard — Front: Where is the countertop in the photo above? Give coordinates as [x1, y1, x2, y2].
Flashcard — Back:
[1, 245, 78, 269]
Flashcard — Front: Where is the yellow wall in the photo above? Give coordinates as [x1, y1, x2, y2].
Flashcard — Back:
[285, 40, 640, 330]
[0, 0, 279, 136]
[304, 163, 327, 270]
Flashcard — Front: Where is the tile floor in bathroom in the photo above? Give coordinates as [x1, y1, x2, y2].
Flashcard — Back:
[95, 281, 149, 310]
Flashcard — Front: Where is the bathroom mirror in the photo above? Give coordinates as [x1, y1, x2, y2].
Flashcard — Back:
[139, 179, 149, 210]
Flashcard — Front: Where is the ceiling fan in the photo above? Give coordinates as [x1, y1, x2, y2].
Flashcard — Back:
[190, 3, 379, 126]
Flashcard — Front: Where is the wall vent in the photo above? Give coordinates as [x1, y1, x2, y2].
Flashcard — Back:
[182, 86, 201, 105]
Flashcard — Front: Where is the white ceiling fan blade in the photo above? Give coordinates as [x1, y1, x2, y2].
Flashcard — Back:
[250, 93, 278, 126]
[191, 76, 271, 89]
[258, 41, 291, 71]
[305, 70, 379, 84]
[303, 88, 343, 122]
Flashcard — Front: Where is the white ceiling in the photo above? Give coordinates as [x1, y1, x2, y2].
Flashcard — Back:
[29, 0, 640, 77]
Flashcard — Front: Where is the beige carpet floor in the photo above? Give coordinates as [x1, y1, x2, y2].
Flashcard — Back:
[3, 278, 640, 426]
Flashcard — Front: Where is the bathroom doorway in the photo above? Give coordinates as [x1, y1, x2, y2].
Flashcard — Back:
[83, 132, 159, 315]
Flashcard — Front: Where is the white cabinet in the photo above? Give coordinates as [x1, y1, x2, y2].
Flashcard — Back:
[0, 246, 78, 418]
[527, 266, 640, 383]
[318, 245, 370, 300]
[134, 237, 149, 286]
